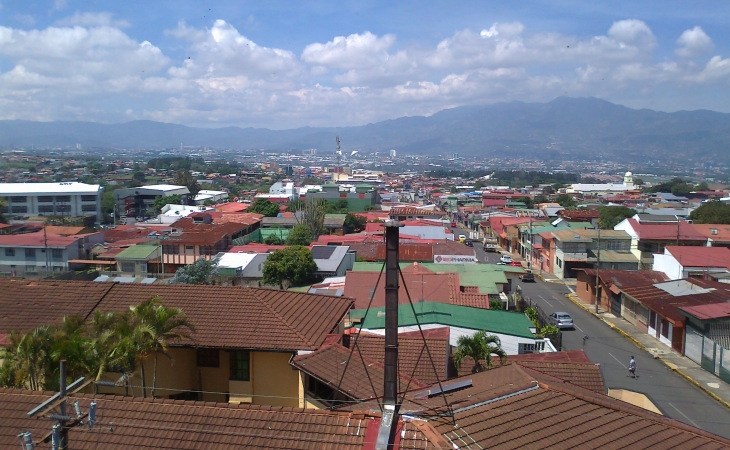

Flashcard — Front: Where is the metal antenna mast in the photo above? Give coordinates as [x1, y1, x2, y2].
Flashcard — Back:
[336, 136, 341, 175]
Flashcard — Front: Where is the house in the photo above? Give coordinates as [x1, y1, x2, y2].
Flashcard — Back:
[260, 215, 345, 235]
[691, 223, 730, 248]
[0, 231, 103, 277]
[114, 244, 161, 277]
[311, 245, 356, 277]
[556, 208, 600, 227]
[576, 269, 669, 314]
[614, 215, 707, 269]
[215, 251, 269, 286]
[344, 269, 492, 310]
[517, 220, 592, 268]
[194, 189, 229, 205]
[161, 216, 254, 271]
[0, 182, 102, 219]
[114, 184, 190, 219]
[679, 303, 730, 383]
[2, 361, 728, 449]
[347, 240, 476, 263]
[550, 228, 637, 279]
[653, 246, 730, 280]
[619, 278, 730, 354]
[387, 207, 444, 221]
[0, 279, 353, 407]
[351, 302, 541, 355]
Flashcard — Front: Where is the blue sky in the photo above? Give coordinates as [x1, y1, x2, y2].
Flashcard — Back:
[1, 0, 729, 128]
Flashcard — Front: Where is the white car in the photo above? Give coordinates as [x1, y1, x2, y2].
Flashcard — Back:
[499, 254, 512, 264]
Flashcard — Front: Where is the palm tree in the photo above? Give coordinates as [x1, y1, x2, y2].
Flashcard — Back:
[0, 327, 55, 390]
[452, 331, 507, 373]
[130, 296, 194, 398]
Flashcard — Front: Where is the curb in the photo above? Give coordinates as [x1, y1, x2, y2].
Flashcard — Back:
[565, 293, 730, 412]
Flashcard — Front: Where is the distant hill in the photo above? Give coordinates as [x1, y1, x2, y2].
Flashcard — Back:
[2, 97, 729, 162]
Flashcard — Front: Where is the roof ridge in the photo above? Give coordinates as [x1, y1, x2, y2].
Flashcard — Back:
[252, 288, 318, 348]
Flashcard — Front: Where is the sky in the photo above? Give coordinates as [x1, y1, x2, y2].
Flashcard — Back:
[1, 0, 729, 129]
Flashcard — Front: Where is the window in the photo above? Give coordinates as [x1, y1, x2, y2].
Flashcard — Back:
[11, 206, 28, 213]
[229, 350, 250, 381]
[10, 196, 27, 202]
[51, 249, 63, 259]
[197, 348, 220, 367]
[38, 205, 54, 213]
[25, 248, 36, 258]
[56, 195, 71, 202]
[162, 245, 179, 255]
[140, 263, 147, 273]
[186, 245, 194, 250]
[121, 262, 135, 273]
[38, 196, 53, 203]
[26, 265, 37, 273]
[81, 195, 97, 202]
[5, 248, 15, 257]
[82, 204, 97, 212]
[57, 205, 71, 213]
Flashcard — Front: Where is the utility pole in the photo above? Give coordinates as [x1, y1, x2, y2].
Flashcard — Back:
[595, 228, 601, 314]
[676, 216, 680, 246]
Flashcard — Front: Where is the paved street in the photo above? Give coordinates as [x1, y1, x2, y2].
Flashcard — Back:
[449, 226, 730, 438]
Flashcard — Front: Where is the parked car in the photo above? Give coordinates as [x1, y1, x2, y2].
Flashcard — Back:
[499, 254, 512, 264]
[509, 261, 522, 267]
[450, 221, 457, 227]
[464, 239, 473, 247]
[483, 238, 498, 252]
[458, 235, 467, 243]
[519, 271, 535, 282]
[549, 312, 574, 329]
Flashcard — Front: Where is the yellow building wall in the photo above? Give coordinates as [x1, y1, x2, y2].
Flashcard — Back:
[199, 350, 230, 403]
[249, 351, 301, 407]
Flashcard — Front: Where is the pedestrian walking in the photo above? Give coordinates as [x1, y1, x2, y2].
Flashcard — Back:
[628, 356, 636, 378]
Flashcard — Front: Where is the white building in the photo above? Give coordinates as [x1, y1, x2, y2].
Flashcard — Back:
[194, 190, 229, 205]
[389, 149, 397, 158]
[566, 172, 636, 196]
[0, 182, 102, 219]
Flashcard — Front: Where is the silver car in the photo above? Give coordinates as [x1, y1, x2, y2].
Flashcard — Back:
[549, 312, 574, 329]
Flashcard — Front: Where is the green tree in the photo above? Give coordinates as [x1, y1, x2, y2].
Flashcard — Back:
[689, 201, 730, 224]
[286, 198, 305, 212]
[130, 296, 194, 398]
[452, 331, 507, 373]
[696, 181, 710, 191]
[532, 195, 549, 205]
[294, 198, 326, 241]
[247, 198, 281, 217]
[287, 224, 312, 245]
[0, 198, 7, 223]
[343, 213, 367, 234]
[264, 234, 284, 245]
[598, 206, 636, 229]
[170, 256, 220, 285]
[555, 194, 577, 209]
[262, 246, 317, 288]
[173, 169, 201, 205]
[153, 194, 182, 212]
[132, 171, 147, 182]
[516, 196, 534, 209]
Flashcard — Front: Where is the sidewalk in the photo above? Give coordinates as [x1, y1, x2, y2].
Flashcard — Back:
[565, 291, 730, 411]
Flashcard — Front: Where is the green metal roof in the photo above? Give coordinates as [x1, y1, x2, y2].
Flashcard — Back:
[115, 245, 158, 260]
[351, 302, 534, 339]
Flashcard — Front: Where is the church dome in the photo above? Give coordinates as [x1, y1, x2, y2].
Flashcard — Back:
[625, 171, 633, 177]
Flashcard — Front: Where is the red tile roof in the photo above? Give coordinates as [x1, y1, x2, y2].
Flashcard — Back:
[388, 207, 443, 217]
[0, 280, 352, 352]
[344, 271, 489, 310]
[664, 245, 730, 270]
[625, 218, 706, 241]
[557, 209, 600, 219]
[582, 269, 669, 291]
[0, 388, 430, 449]
[692, 224, 730, 243]
[0, 231, 91, 247]
[214, 202, 249, 213]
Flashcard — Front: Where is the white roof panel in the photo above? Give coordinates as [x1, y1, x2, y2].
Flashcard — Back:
[0, 182, 101, 195]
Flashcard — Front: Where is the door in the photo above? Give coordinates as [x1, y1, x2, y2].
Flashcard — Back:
[611, 293, 622, 316]
[684, 327, 703, 365]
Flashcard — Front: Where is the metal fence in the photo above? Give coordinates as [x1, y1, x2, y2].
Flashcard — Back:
[526, 297, 563, 351]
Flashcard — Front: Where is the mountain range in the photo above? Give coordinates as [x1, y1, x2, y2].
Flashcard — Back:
[1, 97, 729, 162]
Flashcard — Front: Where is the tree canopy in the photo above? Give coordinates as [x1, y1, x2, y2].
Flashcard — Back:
[262, 246, 317, 288]
[555, 194, 577, 209]
[287, 224, 312, 245]
[689, 201, 730, 224]
[153, 194, 182, 212]
[452, 331, 507, 373]
[173, 169, 201, 205]
[343, 213, 367, 234]
[170, 256, 220, 285]
[598, 206, 636, 229]
[247, 198, 281, 217]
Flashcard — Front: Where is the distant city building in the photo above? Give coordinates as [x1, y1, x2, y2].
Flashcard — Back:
[305, 183, 378, 212]
[566, 171, 636, 196]
[390, 149, 397, 158]
[0, 182, 102, 219]
[114, 184, 190, 219]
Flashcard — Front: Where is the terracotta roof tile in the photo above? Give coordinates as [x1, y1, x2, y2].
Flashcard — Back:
[0, 388, 414, 449]
[0, 280, 352, 351]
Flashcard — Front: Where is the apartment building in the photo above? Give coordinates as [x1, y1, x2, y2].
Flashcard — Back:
[0, 182, 102, 219]
[0, 230, 103, 276]
[114, 184, 190, 219]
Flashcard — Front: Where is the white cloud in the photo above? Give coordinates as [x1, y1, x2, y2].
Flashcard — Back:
[676, 26, 713, 57]
[53, 0, 67, 11]
[55, 12, 131, 29]
[302, 31, 396, 70]
[607, 19, 656, 49]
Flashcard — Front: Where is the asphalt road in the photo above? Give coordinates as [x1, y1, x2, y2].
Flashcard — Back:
[451, 227, 730, 438]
